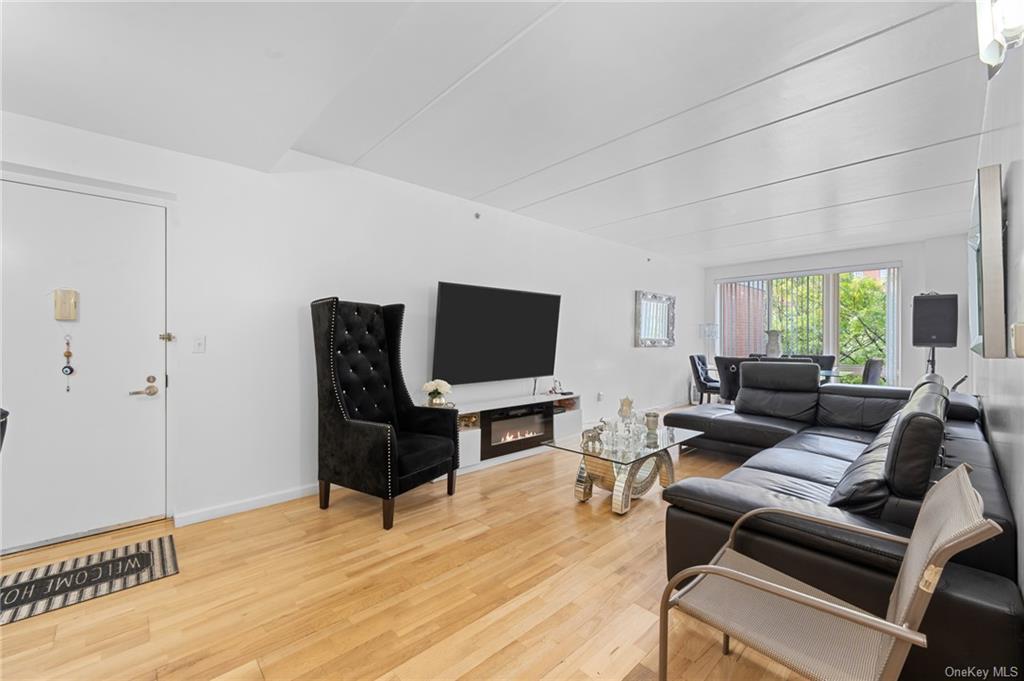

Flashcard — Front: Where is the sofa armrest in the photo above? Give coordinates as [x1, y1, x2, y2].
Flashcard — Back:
[727, 506, 910, 549]
[318, 416, 397, 499]
[664, 477, 911, 573]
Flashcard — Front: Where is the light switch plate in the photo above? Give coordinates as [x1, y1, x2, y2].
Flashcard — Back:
[192, 335, 207, 354]
[1013, 323, 1024, 358]
[54, 289, 79, 321]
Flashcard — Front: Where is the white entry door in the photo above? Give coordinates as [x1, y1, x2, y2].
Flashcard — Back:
[1, 180, 166, 552]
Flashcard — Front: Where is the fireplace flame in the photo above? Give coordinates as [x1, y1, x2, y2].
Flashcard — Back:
[499, 429, 540, 443]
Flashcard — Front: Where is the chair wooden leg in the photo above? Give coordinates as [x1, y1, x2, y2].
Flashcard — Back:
[318, 480, 330, 509]
[722, 633, 730, 655]
[447, 469, 456, 496]
[382, 498, 395, 530]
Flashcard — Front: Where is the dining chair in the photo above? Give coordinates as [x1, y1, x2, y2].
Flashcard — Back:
[863, 359, 884, 385]
[689, 354, 720, 404]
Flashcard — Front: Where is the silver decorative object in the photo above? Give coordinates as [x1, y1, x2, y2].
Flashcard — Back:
[580, 425, 604, 454]
[635, 290, 676, 347]
[618, 396, 634, 419]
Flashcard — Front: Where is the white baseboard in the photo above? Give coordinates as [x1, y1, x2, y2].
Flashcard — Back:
[172, 483, 318, 527]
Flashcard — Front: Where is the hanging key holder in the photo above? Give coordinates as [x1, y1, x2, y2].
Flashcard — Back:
[62, 334, 75, 392]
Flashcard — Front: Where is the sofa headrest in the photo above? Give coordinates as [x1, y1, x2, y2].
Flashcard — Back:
[949, 392, 982, 422]
[883, 389, 948, 498]
[818, 383, 910, 400]
[913, 373, 945, 392]
[740, 361, 820, 392]
[817, 384, 907, 432]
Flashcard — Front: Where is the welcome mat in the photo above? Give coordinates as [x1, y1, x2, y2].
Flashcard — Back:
[0, 535, 178, 624]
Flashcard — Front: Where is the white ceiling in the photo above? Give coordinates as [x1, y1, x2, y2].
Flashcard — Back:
[2, 2, 990, 265]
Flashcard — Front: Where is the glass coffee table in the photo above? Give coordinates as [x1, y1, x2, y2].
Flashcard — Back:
[545, 426, 703, 514]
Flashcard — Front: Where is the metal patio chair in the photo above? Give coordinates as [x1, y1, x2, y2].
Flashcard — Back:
[658, 464, 1001, 681]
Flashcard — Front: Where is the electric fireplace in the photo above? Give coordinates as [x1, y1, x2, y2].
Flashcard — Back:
[480, 402, 554, 460]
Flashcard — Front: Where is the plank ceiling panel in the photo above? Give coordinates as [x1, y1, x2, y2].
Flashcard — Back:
[590, 136, 981, 246]
[693, 212, 970, 265]
[520, 57, 987, 229]
[668, 183, 970, 252]
[478, 4, 976, 211]
[293, 2, 555, 166]
[355, 2, 939, 199]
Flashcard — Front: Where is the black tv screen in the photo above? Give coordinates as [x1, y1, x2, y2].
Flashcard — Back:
[432, 282, 560, 385]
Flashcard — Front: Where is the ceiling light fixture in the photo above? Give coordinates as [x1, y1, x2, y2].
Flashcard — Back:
[977, 0, 1024, 72]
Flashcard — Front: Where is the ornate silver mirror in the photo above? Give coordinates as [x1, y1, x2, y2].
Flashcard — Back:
[634, 290, 676, 347]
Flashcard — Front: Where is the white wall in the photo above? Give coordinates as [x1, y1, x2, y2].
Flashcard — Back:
[970, 48, 1024, 593]
[702, 237, 971, 387]
[1, 112, 702, 525]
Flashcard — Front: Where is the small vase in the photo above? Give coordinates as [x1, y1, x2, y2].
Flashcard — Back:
[427, 394, 447, 408]
[765, 330, 782, 358]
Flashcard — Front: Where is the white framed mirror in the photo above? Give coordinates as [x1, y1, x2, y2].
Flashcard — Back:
[635, 290, 676, 347]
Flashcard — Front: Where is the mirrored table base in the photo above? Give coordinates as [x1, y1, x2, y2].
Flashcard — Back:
[574, 450, 675, 514]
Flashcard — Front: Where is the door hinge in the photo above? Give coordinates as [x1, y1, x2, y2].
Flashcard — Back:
[159, 332, 176, 342]
[165, 375, 169, 388]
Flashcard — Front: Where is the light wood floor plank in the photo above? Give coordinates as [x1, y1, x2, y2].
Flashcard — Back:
[1, 446, 802, 681]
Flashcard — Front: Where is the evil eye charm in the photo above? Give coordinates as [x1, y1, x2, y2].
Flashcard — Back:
[61, 365, 75, 376]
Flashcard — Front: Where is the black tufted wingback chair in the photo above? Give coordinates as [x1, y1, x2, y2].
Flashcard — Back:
[310, 298, 459, 529]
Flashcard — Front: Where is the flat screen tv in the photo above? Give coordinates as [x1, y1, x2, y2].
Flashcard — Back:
[967, 164, 1007, 358]
[432, 282, 560, 385]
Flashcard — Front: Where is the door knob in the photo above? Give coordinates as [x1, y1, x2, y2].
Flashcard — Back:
[129, 385, 159, 396]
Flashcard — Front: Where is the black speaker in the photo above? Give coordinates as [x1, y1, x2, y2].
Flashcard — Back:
[913, 294, 958, 347]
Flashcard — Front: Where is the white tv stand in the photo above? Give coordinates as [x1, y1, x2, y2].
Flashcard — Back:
[454, 393, 582, 471]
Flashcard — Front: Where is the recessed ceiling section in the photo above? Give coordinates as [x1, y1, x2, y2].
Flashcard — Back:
[0, 2, 412, 170]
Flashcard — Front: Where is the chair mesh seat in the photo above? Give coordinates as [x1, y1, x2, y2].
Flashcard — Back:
[675, 548, 894, 681]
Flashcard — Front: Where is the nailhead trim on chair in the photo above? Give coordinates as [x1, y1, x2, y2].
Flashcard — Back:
[385, 429, 392, 499]
[327, 299, 350, 419]
[327, 297, 394, 499]
[392, 309, 416, 408]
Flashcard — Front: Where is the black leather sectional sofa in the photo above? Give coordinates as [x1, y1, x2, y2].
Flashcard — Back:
[663, 362, 1022, 679]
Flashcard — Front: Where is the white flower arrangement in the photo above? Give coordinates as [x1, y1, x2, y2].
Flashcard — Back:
[422, 379, 452, 398]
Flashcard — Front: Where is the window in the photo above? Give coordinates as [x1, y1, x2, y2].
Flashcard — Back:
[717, 267, 899, 383]
[719, 275, 824, 356]
[837, 269, 899, 383]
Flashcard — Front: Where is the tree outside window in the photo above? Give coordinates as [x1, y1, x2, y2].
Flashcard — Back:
[838, 270, 889, 383]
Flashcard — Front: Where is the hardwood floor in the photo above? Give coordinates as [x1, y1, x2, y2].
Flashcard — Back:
[1, 448, 803, 681]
